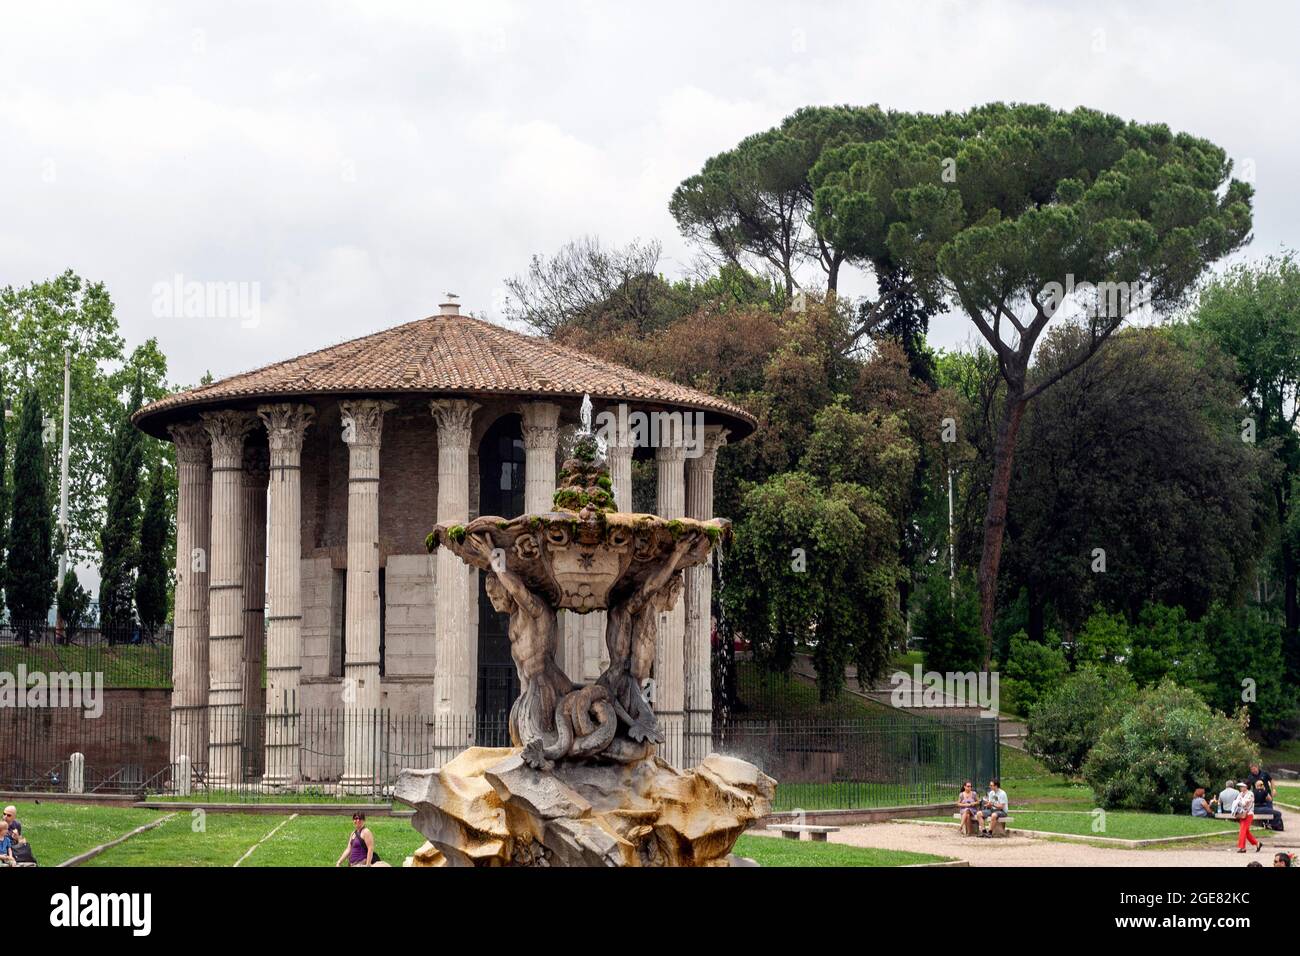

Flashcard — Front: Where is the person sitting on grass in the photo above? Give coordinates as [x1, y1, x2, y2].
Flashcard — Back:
[977, 779, 1009, 836]
[1230, 781, 1262, 854]
[336, 812, 381, 868]
[956, 780, 980, 835]
[1191, 788, 1212, 818]
[0, 821, 15, 867]
[7, 832, 36, 867]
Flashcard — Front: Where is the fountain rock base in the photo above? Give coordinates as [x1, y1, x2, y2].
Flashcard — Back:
[395, 747, 775, 867]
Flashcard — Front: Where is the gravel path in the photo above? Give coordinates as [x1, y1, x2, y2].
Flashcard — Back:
[755, 821, 1299, 867]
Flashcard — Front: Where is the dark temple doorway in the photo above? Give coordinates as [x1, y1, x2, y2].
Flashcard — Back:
[475, 413, 525, 744]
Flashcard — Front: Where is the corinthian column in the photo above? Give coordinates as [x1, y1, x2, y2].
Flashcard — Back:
[258, 403, 314, 785]
[655, 443, 687, 768]
[339, 400, 393, 791]
[201, 410, 258, 785]
[431, 399, 479, 764]
[684, 426, 728, 768]
[241, 445, 269, 723]
[168, 423, 211, 779]
[519, 401, 559, 513]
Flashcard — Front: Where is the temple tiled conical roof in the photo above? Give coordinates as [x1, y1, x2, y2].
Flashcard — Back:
[133, 312, 756, 440]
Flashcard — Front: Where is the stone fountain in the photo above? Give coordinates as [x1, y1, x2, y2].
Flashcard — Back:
[394, 419, 775, 867]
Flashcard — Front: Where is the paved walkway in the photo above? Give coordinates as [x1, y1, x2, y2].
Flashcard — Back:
[756, 821, 1298, 867]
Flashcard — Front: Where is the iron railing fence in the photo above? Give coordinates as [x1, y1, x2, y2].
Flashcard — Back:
[1, 700, 997, 812]
[712, 715, 1000, 811]
[0, 620, 174, 689]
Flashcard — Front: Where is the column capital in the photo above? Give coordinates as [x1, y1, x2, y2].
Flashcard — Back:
[689, 425, 730, 474]
[169, 421, 211, 465]
[258, 403, 315, 455]
[201, 410, 259, 467]
[430, 399, 480, 449]
[655, 444, 687, 465]
[340, 400, 394, 447]
[518, 401, 560, 449]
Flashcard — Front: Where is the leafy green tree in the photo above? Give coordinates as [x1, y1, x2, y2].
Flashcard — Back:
[722, 472, 903, 699]
[0, 370, 8, 619]
[98, 375, 145, 639]
[1083, 681, 1257, 813]
[56, 569, 91, 637]
[6, 389, 56, 638]
[1126, 603, 1215, 697]
[1187, 254, 1300, 675]
[911, 571, 983, 675]
[812, 103, 1253, 664]
[671, 106, 894, 295]
[1201, 603, 1298, 746]
[1001, 631, 1068, 715]
[0, 272, 173, 560]
[1003, 326, 1272, 633]
[1026, 665, 1136, 775]
[135, 464, 170, 638]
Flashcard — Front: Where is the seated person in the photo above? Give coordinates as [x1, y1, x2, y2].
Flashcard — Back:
[956, 780, 980, 834]
[1191, 787, 1212, 817]
[2, 807, 20, 840]
[0, 821, 13, 867]
[1254, 780, 1283, 832]
[8, 833, 36, 867]
[1213, 780, 1238, 815]
[1245, 764, 1273, 800]
[977, 778, 1009, 836]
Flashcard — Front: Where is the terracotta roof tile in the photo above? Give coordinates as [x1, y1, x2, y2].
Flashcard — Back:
[133, 314, 756, 439]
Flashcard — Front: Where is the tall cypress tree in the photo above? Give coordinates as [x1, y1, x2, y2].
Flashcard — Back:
[0, 371, 9, 621]
[98, 374, 144, 641]
[135, 463, 169, 639]
[6, 388, 56, 640]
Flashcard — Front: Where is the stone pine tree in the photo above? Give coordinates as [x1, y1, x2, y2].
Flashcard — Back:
[812, 103, 1253, 665]
[98, 374, 144, 641]
[6, 388, 56, 641]
[135, 462, 169, 639]
[0, 370, 9, 620]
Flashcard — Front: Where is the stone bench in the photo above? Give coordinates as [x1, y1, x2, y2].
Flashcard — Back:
[766, 824, 840, 842]
[954, 812, 1012, 836]
[1214, 812, 1274, 823]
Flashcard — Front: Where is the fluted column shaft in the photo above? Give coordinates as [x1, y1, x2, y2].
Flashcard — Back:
[202, 411, 257, 785]
[431, 399, 479, 763]
[519, 402, 559, 513]
[340, 400, 392, 789]
[241, 446, 269, 722]
[684, 426, 728, 768]
[168, 424, 211, 774]
[655, 444, 687, 767]
[259, 404, 314, 785]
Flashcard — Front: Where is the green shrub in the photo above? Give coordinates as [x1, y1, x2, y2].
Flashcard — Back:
[1025, 665, 1134, 774]
[1082, 680, 1257, 813]
[1001, 631, 1068, 716]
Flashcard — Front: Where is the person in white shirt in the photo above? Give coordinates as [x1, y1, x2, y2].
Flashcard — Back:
[977, 778, 1009, 836]
[1231, 780, 1261, 854]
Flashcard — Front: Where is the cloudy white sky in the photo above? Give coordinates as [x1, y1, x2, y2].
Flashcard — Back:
[2, 0, 1297, 387]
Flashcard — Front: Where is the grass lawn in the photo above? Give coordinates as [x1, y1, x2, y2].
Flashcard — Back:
[733, 834, 950, 867]
[1007, 811, 1236, 840]
[1273, 783, 1299, 806]
[240, 815, 425, 867]
[0, 642, 171, 688]
[999, 747, 1095, 809]
[730, 659, 891, 720]
[6, 802, 168, 866]
[1260, 737, 1300, 770]
[82, 811, 291, 866]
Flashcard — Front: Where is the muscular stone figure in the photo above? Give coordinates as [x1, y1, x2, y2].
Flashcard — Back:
[599, 536, 693, 745]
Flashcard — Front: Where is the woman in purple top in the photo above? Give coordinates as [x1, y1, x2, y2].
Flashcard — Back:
[336, 812, 377, 867]
[956, 781, 980, 835]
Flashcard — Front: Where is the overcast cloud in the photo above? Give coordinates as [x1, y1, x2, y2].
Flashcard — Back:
[2, 0, 1297, 386]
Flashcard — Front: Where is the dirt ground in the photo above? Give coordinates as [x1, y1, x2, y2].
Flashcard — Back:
[754, 821, 1300, 867]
